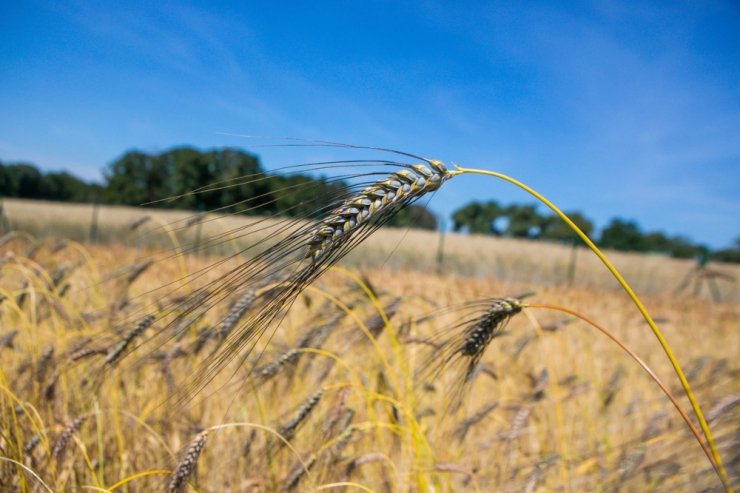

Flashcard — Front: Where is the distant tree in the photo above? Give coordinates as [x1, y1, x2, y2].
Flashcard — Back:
[503, 204, 542, 238]
[540, 211, 594, 243]
[452, 201, 504, 234]
[385, 204, 437, 230]
[41, 172, 103, 202]
[598, 218, 648, 252]
[710, 236, 740, 264]
[0, 162, 44, 198]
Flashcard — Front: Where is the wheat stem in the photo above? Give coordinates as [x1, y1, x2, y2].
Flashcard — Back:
[455, 165, 731, 493]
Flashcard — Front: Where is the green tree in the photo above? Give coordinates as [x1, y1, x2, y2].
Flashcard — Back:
[451, 200, 504, 234]
[385, 204, 437, 230]
[503, 204, 542, 238]
[598, 219, 648, 251]
[540, 211, 594, 242]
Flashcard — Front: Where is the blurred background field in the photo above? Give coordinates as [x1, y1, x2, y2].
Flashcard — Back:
[4, 197, 739, 301]
[0, 203, 738, 492]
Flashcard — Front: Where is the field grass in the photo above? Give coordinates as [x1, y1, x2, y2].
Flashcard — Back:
[0, 200, 739, 492]
[4, 198, 739, 300]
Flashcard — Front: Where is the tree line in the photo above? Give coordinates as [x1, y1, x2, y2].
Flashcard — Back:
[0, 148, 435, 231]
[1, 149, 737, 263]
[453, 200, 739, 262]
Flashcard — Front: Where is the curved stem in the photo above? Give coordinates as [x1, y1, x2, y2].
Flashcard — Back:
[527, 304, 721, 480]
[454, 166, 731, 492]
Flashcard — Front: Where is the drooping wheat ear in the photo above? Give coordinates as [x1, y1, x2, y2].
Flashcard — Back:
[454, 401, 498, 441]
[616, 444, 647, 482]
[129, 215, 151, 231]
[342, 453, 388, 482]
[43, 367, 60, 401]
[329, 408, 356, 459]
[243, 428, 257, 459]
[324, 387, 351, 436]
[281, 454, 317, 492]
[304, 161, 450, 262]
[641, 410, 668, 440]
[512, 334, 533, 360]
[710, 357, 728, 376]
[168, 429, 209, 493]
[35, 344, 54, 382]
[50, 263, 71, 287]
[104, 314, 155, 366]
[602, 364, 625, 407]
[255, 349, 300, 382]
[296, 310, 347, 351]
[278, 390, 323, 442]
[0, 329, 19, 349]
[67, 346, 107, 363]
[362, 297, 401, 340]
[522, 453, 560, 493]
[706, 393, 740, 424]
[506, 405, 531, 443]
[686, 355, 710, 382]
[51, 415, 87, 463]
[23, 434, 40, 458]
[458, 298, 523, 379]
[217, 290, 257, 339]
[50, 238, 68, 253]
[126, 259, 153, 285]
[434, 463, 475, 487]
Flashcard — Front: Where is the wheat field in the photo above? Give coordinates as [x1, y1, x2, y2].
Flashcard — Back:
[1, 200, 739, 492]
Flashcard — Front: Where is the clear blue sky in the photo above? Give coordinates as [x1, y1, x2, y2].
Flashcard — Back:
[1, 1, 739, 247]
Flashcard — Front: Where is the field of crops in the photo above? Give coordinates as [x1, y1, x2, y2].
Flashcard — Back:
[1, 203, 739, 492]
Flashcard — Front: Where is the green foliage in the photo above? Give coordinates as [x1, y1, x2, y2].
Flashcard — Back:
[103, 147, 351, 218]
[710, 237, 740, 263]
[452, 200, 504, 234]
[385, 204, 438, 230]
[540, 211, 594, 242]
[0, 161, 102, 202]
[450, 200, 729, 262]
[452, 200, 593, 241]
[598, 218, 706, 259]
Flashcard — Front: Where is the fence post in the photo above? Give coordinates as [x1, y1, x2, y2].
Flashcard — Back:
[193, 202, 204, 255]
[436, 218, 446, 274]
[567, 235, 578, 285]
[89, 200, 99, 243]
[0, 197, 9, 233]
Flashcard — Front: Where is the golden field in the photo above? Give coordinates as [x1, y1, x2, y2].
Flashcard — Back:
[0, 200, 739, 492]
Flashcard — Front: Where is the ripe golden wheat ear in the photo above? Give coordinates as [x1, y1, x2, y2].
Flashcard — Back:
[80, 144, 456, 413]
[410, 297, 525, 412]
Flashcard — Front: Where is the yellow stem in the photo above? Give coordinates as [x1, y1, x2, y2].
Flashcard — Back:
[453, 166, 732, 492]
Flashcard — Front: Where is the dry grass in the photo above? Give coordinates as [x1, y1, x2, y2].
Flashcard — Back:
[0, 206, 739, 492]
[4, 197, 740, 300]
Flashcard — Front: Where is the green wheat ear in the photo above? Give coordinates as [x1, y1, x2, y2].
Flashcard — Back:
[447, 162, 732, 493]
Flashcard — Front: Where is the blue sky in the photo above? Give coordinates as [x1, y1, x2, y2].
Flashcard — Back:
[1, 1, 739, 247]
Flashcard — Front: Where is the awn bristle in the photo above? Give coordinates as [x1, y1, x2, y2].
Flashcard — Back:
[168, 429, 209, 493]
